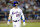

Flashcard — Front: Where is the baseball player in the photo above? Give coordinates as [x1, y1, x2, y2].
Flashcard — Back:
[7, 1, 26, 27]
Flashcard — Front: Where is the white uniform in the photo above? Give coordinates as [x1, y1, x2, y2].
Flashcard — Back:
[9, 7, 25, 27]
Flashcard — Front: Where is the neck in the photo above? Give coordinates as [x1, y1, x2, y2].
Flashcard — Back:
[15, 6, 17, 8]
[15, 6, 18, 8]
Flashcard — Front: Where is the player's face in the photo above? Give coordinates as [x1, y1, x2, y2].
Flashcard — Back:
[15, 4, 18, 6]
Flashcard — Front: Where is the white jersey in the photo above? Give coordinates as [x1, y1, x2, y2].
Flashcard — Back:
[9, 7, 25, 20]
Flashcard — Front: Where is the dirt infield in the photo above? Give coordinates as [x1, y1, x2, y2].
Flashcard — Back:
[0, 20, 40, 24]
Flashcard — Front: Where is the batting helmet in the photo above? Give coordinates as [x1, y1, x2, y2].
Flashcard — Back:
[13, 1, 18, 7]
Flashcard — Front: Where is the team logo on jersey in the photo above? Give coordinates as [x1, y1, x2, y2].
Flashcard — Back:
[12, 11, 18, 14]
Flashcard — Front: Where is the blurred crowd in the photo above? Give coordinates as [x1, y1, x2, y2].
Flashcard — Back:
[0, 0, 40, 20]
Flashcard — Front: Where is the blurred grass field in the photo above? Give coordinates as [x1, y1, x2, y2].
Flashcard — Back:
[0, 22, 40, 27]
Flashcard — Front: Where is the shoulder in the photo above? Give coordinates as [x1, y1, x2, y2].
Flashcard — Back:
[10, 9, 12, 12]
[18, 8, 22, 11]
